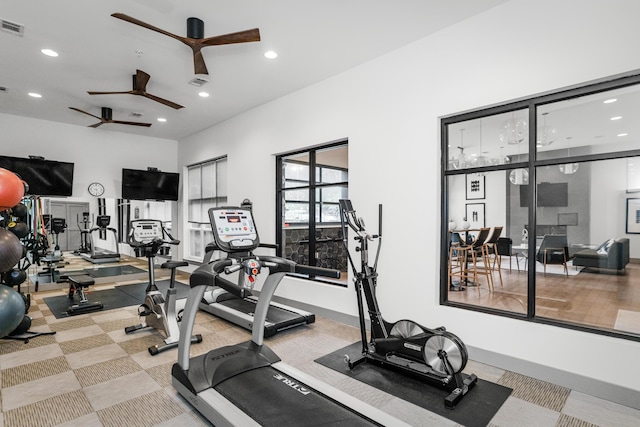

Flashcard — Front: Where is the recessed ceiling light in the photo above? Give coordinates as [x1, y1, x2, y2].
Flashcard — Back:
[603, 98, 617, 104]
[198, 91, 210, 98]
[41, 48, 58, 57]
[264, 50, 278, 59]
[157, 117, 167, 122]
[617, 133, 628, 137]
[28, 92, 42, 98]
[610, 116, 622, 121]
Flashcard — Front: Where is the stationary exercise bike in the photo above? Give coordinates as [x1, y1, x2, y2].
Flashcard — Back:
[124, 219, 202, 355]
[339, 199, 477, 408]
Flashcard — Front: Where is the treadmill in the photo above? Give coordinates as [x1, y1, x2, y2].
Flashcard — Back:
[80, 215, 120, 264]
[199, 241, 315, 337]
[173, 206, 410, 427]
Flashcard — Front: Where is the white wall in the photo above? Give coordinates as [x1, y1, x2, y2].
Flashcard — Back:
[177, 0, 640, 393]
[0, 113, 178, 254]
[0, 113, 178, 199]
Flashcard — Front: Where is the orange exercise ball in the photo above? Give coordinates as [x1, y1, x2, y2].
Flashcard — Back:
[0, 168, 25, 211]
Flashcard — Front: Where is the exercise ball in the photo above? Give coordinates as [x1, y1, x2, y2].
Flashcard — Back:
[9, 315, 31, 335]
[0, 228, 23, 273]
[0, 168, 25, 211]
[3, 268, 27, 286]
[0, 284, 26, 337]
[8, 221, 29, 239]
[11, 203, 28, 219]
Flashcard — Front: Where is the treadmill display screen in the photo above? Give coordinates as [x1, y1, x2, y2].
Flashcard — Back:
[209, 208, 259, 252]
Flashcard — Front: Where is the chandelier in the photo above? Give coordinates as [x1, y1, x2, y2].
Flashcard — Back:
[537, 112, 557, 146]
[499, 116, 528, 145]
[559, 163, 579, 174]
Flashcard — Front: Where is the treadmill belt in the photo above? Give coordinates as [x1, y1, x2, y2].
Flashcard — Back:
[222, 298, 305, 324]
[215, 365, 381, 426]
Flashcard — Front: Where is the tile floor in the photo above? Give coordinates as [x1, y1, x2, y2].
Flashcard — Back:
[1, 274, 639, 426]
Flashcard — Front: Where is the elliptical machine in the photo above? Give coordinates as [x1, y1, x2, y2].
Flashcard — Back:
[124, 219, 202, 355]
[339, 199, 477, 408]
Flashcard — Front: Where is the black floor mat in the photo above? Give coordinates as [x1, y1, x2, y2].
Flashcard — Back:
[84, 265, 146, 278]
[43, 280, 189, 319]
[315, 342, 512, 427]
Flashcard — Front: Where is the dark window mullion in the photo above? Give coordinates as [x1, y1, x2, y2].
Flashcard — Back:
[309, 151, 317, 266]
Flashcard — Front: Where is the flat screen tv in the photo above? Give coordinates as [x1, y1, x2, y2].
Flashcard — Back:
[520, 182, 568, 207]
[0, 155, 74, 196]
[121, 168, 180, 201]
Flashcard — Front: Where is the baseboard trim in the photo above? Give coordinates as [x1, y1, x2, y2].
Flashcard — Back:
[271, 294, 640, 411]
[468, 346, 640, 411]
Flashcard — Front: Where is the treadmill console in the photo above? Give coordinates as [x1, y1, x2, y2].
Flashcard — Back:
[130, 219, 163, 244]
[209, 207, 259, 253]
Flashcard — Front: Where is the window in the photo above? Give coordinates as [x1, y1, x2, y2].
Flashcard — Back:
[276, 142, 348, 284]
[441, 72, 640, 341]
[185, 157, 227, 261]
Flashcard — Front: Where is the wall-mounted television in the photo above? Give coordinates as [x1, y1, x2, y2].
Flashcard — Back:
[0, 155, 74, 196]
[121, 168, 180, 201]
[520, 182, 568, 207]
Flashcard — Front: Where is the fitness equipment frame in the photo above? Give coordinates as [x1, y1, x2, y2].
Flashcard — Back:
[80, 215, 120, 264]
[124, 219, 202, 355]
[73, 212, 92, 255]
[173, 206, 409, 427]
[339, 199, 477, 409]
[199, 241, 315, 337]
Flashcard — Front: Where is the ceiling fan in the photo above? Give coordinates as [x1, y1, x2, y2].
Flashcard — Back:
[111, 13, 261, 77]
[69, 107, 152, 128]
[87, 69, 184, 109]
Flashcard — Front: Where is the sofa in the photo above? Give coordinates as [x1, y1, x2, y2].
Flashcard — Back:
[572, 238, 630, 273]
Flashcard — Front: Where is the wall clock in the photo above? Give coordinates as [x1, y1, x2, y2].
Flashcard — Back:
[88, 182, 105, 197]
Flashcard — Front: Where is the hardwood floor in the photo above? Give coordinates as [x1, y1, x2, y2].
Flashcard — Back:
[448, 259, 640, 336]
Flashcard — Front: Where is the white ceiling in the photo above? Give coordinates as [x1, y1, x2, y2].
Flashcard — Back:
[0, 0, 508, 141]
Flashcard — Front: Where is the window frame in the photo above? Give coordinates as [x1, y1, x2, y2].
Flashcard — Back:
[276, 140, 348, 285]
[440, 71, 640, 342]
[184, 156, 227, 262]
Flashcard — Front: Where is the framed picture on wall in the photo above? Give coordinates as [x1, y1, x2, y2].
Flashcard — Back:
[466, 174, 485, 200]
[465, 203, 485, 229]
[626, 198, 640, 234]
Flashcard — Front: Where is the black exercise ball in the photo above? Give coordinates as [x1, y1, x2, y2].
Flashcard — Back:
[3, 268, 27, 286]
[0, 284, 25, 337]
[0, 228, 23, 273]
[10, 203, 27, 220]
[9, 315, 31, 335]
[8, 221, 29, 239]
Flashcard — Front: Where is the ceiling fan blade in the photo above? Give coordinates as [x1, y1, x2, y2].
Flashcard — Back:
[134, 69, 151, 92]
[193, 50, 209, 76]
[201, 28, 261, 46]
[87, 90, 134, 95]
[143, 93, 184, 110]
[111, 120, 152, 127]
[89, 122, 104, 128]
[69, 107, 102, 121]
[111, 13, 188, 44]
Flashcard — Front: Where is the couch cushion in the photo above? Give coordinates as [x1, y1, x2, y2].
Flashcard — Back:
[596, 238, 615, 255]
[575, 249, 606, 260]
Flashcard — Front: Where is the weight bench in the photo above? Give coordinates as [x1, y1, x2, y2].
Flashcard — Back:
[67, 274, 103, 315]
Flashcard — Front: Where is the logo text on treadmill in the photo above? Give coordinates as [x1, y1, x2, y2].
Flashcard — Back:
[273, 373, 311, 395]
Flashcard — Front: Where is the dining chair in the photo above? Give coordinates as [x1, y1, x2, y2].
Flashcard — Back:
[535, 234, 569, 277]
[483, 226, 504, 287]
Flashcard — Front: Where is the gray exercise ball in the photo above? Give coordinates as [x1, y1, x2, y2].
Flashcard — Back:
[0, 228, 23, 273]
[0, 284, 25, 337]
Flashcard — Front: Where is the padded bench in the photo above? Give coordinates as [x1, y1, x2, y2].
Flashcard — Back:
[68, 274, 95, 299]
[67, 274, 103, 315]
